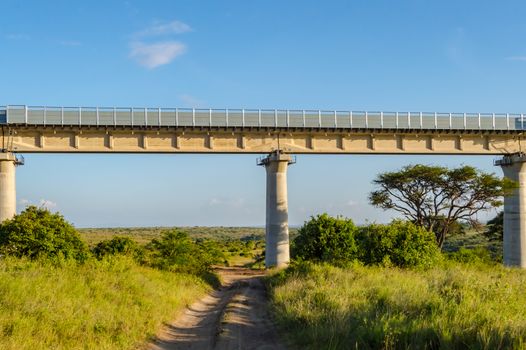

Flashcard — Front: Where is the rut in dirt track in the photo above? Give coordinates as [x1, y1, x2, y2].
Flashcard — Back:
[148, 267, 287, 350]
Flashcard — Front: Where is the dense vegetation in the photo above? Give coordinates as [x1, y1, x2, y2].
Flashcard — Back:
[292, 214, 441, 268]
[269, 262, 526, 349]
[0, 207, 261, 349]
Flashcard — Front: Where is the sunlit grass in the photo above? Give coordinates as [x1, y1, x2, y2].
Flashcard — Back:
[269, 261, 526, 349]
[0, 256, 209, 350]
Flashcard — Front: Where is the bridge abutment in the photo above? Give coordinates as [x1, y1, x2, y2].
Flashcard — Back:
[258, 151, 295, 268]
[0, 152, 19, 222]
[497, 153, 526, 268]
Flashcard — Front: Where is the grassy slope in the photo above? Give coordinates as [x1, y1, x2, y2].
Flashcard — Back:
[0, 257, 209, 350]
[269, 262, 526, 350]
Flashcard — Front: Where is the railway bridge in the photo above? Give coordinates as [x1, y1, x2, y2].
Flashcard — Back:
[1, 105, 525, 268]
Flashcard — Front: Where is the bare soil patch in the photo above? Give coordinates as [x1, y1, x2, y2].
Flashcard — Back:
[147, 267, 287, 350]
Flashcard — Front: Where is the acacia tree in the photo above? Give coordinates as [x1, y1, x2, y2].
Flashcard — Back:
[369, 164, 515, 248]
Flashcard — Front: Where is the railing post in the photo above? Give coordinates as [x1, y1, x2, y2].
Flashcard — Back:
[522, 113, 524, 130]
[96, 107, 100, 127]
[113, 107, 116, 127]
[43, 106, 47, 125]
[226, 109, 229, 127]
[434, 112, 438, 129]
[449, 112, 452, 129]
[507, 113, 510, 130]
[61, 107, 64, 126]
[158, 107, 161, 126]
[145, 108, 148, 127]
[79, 107, 82, 126]
[131, 107, 134, 127]
[395, 112, 398, 129]
[350, 111, 353, 128]
[463, 112, 467, 129]
[193, 108, 196, 127]
[242, 109, 245, 127]
[492, 113, 495, 130]
[258, 109, 261, 127]
[318, 110, 321, 128]
[408, 112, 411, 129]
[209, 108, 212, 127]
[302, 110, 306, 128]
[420, 111, 423, 129]
[287, 110, 290, 128]
[365, 111, 368, 128]
[334, 110, 337, 128]
[380, 111, 384, 128]
[24, 105, 28, 124]
[275, 109, 278, 128]
[175, 108, 179, 127]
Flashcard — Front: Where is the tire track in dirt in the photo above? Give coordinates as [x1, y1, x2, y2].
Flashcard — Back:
[147, 267, 287, 350]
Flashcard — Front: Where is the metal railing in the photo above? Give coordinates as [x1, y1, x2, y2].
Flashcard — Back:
[1, 105, 524, 131]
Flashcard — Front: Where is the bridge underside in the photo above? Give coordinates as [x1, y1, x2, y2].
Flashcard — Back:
[5, 126, 523, 154]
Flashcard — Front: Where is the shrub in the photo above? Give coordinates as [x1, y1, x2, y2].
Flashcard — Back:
[0, 206, 88, 261]
[357, 221, 441, 268]
[146, 229, 220, 275]
[447, 246, 496, 265]
[92, 236, 141, 259]
[292, 214, 359, 265]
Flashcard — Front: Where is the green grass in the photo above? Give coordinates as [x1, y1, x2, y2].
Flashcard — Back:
[78, 226, 268, 246]
[268, 261, 526, 349]
[0, 256, 210, 350]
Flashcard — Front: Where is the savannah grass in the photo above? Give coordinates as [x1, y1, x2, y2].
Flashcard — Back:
[269, 261, 526, 349]
[0, 256, 209, 350]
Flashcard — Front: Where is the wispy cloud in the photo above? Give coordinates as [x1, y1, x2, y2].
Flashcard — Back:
[129, 41, 186, 69]
[39, 199, 57, 209]
[130, 19, 191, 69]
[59, 40, 81, 47]
[4, 33, 30, 40]
[507, 56, 526, 61]
[136, 20, 192, 37]
[179, 94, 205, 108]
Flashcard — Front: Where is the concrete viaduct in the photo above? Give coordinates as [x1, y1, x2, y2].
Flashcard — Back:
[1, 105, 526, 268]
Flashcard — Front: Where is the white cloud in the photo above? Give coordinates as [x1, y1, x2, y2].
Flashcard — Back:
[346, 200, 358, 207]
[137, 20, 192, 37]
[129, 41, 186, 69]
[39, 199, 57, 210]
[179, 94, 205, 108]
[507, 56, 526, 61]
[5, 33, 30, 40]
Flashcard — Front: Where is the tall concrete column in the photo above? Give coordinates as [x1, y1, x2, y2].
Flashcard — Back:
[257, 151, 295, 268]
[0, 152, 19, 222]
[496, 153, 526, 268]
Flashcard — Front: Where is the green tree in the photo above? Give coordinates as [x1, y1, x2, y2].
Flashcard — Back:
[369, 165, 515, 248]
[484, 211, 503, 241]
[292, 213, 359, 265]
[146, 229, 219, 274]
[0, 206, 88, 261]
[357, 221, 441, 268]
[93, 236, 141, 259]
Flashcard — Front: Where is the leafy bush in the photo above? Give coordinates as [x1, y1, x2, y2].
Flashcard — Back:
[146, 229, 221, 275]
[92, 236, 141, 259]
[0, 206, 88, 261]
[447, 247, 496, 265]
[292, 214, 359, 265]
[484, 211, 503, 241]
[357, 221, 441, 268]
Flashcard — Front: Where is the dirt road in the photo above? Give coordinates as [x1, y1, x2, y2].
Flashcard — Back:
[148, 267, 287, 350]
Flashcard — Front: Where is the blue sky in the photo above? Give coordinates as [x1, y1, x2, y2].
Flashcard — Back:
[1, 0, 525, 227]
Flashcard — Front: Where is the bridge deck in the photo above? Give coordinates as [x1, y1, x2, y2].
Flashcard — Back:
[1, 106, 524, 131]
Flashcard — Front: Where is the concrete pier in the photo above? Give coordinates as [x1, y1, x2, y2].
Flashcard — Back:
[258, 151, 295, 268]
[496, 153, 526, 268]
[0, 152, 19, 222]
